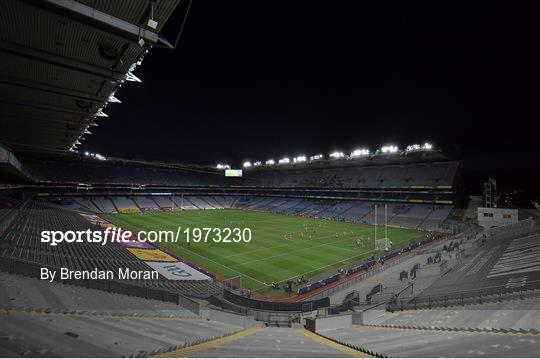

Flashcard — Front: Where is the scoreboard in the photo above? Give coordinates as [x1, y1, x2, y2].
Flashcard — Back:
[225, 169, 243, 177]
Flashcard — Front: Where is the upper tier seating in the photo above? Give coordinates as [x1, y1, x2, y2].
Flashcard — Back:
[23, 158, 458, 189]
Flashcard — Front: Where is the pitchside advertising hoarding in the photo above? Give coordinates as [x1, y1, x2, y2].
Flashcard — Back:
[120, 241, 211, 280]
[118, 239, 155, 249]
[145, 261, 211, 280]
[127, 248, 178, 262]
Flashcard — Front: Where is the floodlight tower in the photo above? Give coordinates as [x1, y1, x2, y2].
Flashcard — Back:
[483, 176, 498, 208]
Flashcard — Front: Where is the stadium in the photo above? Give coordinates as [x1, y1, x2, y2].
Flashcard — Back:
[0, 1, 539, 358]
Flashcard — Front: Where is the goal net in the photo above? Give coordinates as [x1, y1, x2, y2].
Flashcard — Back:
[375, 238, 393, 252]
[222, 275, 243, 292]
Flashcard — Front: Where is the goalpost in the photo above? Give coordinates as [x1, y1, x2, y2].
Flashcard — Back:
[375, 238, 393, 251]
[374, 204, 392, 251]
[222, 275, 243, 292]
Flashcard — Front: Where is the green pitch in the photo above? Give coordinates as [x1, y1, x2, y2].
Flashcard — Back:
[106, 209, 425, 295]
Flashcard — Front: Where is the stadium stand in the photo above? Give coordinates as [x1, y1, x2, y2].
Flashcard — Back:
[24, 158, 218, 186]
[5, 153, 540, 358]
[420, 205, 454, 231]
[364, 298, 539, 331]
[238, 161, 459, 189]
[0, 309, 245, 357]
[22, 156, 458, 189]
[92, 197, 116, 213]
[0, 271, 193, 315]
[299, 219, 540, 357]
[153, 195, 179, 208]
[318, 324, 539, 357]
[408, 224, 540, 307]
[312, 217, 539, 311]
[174, 327, 354, 358]
[52, 195, 454, 231]
[0, 200, 221, 298]
[389, 204, 430, 229]
[2, 0, 540, 356]
[133, 196, 157, 209]
[339, 202, 374, 222]
[185, 196, 217, 209]
[0, 193, 22, 222]
[114, 196, 140, 211]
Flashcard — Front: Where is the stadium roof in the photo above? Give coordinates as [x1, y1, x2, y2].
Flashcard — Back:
[0, 0, 181, 154]
[21, 146, 457, 175]
[242, 149, 456, 172]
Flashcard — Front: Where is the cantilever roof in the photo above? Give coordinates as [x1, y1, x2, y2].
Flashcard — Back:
[0, 0, 180, 153]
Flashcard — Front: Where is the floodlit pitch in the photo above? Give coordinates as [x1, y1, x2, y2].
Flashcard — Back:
[107, 209, 425, 295]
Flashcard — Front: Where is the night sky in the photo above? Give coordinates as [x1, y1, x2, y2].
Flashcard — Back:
[83, 1, 539, 194]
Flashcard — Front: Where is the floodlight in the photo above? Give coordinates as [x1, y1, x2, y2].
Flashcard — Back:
[147, 19, 158, 29]
[350, 148, 370, 157]
[243, 161, 252, 168]
[406, 142, 433, 152]
[126, 71, 142, 82]
[329, 151, 345, 159]
[266, 159, 275, 165]
[381, 145, 399, 153]
[293, 156, 307, 163]
[309, 154, 323, 161]
[96, 109, 108, 117]
[278, 157, 290, 164]
[406, 144, 421, 152]
[216, 163, 230, 170]
[253, 161, 262, 167]
[108, 95, 121, 103]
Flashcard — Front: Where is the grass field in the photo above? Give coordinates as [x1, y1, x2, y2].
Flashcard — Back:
[106, 209, 425, 295]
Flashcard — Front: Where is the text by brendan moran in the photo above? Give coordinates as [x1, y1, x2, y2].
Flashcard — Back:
[40, 267, 159, 282]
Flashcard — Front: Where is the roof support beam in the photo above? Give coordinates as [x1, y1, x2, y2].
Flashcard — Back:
[0, 77, 107, 104]
[0, 99, 93, 117]
[0, 41, 124, 82]
[23, 0, 171, 48]
[0, 113, 90, 131]
[0, 139, 69, 152]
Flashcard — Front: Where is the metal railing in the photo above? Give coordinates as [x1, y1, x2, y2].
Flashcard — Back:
[0, 256, 201, 314]
[307, 254, 415, 301]
[387, 280, 540, 311]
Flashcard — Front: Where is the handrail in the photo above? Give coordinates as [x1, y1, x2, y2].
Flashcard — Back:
[388, 280, 540, 310]
[0, 255, 201, 314]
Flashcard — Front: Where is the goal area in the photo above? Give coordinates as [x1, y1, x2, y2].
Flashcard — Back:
[375, 237, 393, 252]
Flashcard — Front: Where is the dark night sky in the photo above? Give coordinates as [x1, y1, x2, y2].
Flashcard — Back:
[83, 1, 539, 194]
